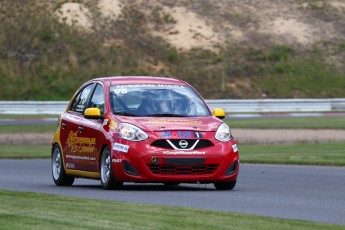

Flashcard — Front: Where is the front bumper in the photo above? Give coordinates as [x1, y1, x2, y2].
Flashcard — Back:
[111, 137, 239, 183]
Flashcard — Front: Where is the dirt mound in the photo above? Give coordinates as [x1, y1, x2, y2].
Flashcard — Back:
[53, 0, 345, 51]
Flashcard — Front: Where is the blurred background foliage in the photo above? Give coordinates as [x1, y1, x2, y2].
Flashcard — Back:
[0, 1, 345, 100]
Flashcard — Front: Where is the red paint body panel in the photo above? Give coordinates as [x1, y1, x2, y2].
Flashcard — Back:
[53, 76, 239, 186]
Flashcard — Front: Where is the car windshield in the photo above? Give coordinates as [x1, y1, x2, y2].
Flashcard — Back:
[110, 84, 211, 117]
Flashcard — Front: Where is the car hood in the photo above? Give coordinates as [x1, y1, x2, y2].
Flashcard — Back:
[115, 116, 222, 132]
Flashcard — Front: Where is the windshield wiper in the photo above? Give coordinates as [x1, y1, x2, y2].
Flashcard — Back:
[114, 112, 139, 117]
[148, 113, 189, 117]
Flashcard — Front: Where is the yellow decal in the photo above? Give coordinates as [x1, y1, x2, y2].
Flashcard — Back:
[67, 131, 96, 153]
[65, 169, 100, 179]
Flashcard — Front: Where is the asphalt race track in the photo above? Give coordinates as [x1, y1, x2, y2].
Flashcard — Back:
[0, 160, 344, 225]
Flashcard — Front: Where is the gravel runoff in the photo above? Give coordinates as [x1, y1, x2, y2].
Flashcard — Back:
[1, 129, 345, 145]
[233, 129, 345, 144]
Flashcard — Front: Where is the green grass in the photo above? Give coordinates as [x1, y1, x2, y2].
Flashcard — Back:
[0, 114, 57, 133]
[0, 190, 342, 230]
[226, 116, 345, 129]
[0, 114, 57, 119]
[0, 145, 50, 159]
[254, 55, 345, 98]
[0, 124, 57, 133]
[2, 142, 345, 166]
[240, 142, 345, 166]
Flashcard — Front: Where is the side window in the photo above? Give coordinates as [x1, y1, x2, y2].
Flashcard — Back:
[88, 84, 105, 115]
[69, 84, 95, 113]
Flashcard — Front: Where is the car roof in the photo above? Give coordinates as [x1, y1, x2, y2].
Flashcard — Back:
[93, 76, 187, 86]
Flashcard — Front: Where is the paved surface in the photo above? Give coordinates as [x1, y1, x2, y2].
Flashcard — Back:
[0, 160, 344, 225]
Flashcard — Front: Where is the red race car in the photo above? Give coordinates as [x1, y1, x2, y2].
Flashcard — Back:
[51, 76, 239, 190]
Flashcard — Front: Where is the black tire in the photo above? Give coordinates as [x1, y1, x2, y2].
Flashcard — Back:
[163, 182, 180, 187]
[214, 181, 236, 190]
[100, 146, 123, 190]
[52, 144, 74, 186]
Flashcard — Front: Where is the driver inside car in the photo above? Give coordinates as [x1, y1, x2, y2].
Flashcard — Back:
[136, 89, 196, 116]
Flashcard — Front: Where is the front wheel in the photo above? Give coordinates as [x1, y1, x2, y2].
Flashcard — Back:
[100, 146, 123, 190]
[214, 181, 236, 190]
[52, 144, 74, 186]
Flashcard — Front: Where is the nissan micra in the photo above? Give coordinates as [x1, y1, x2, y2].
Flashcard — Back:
[51, 76, 239, 190]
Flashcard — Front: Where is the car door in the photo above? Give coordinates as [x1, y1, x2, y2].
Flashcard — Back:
[60, 83, 95, 171]
[77, 83, 106, 172]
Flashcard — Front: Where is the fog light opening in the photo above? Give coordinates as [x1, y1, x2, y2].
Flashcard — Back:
[123, 161, 139, 176]
[225, 160, 238, 176]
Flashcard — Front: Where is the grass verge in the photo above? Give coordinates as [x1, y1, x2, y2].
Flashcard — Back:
[240, 142, 345, 166]
[1, 143, 345, 166]
[225, 116, 345, 129]
[0, 145, 50, 159]
[0, 114, 57, 119]
[0, 190, 342, 230]
[0, 124, 56, 133]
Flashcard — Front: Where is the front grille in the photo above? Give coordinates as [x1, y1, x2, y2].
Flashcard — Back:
[151, 139, 213, 150]
[147, 164, 219, 175]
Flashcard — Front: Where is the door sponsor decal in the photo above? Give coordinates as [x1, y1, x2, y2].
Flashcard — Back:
[66, 155, 96, 161]
[113, 143, 129, 153]
[65, 162, 76, 169]
[67, 131, 96, 153]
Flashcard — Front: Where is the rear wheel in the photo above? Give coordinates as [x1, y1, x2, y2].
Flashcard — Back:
[214, 181, 236, 190]
[100, 146, 123, 190]
[52, 144, 74, 186]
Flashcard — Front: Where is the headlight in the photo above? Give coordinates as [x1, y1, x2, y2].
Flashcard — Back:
[215, 123, 232, 142]
[118, 123, 148, 141]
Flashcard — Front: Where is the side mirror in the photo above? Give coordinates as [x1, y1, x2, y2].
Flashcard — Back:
[213, 108, 225, 119]
[84, 108, 103, 120]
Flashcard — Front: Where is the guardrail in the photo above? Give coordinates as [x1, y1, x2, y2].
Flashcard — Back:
[1, 99, 345, 115]
[0, 101, 69, 115]
[205, 98, 345, 113]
